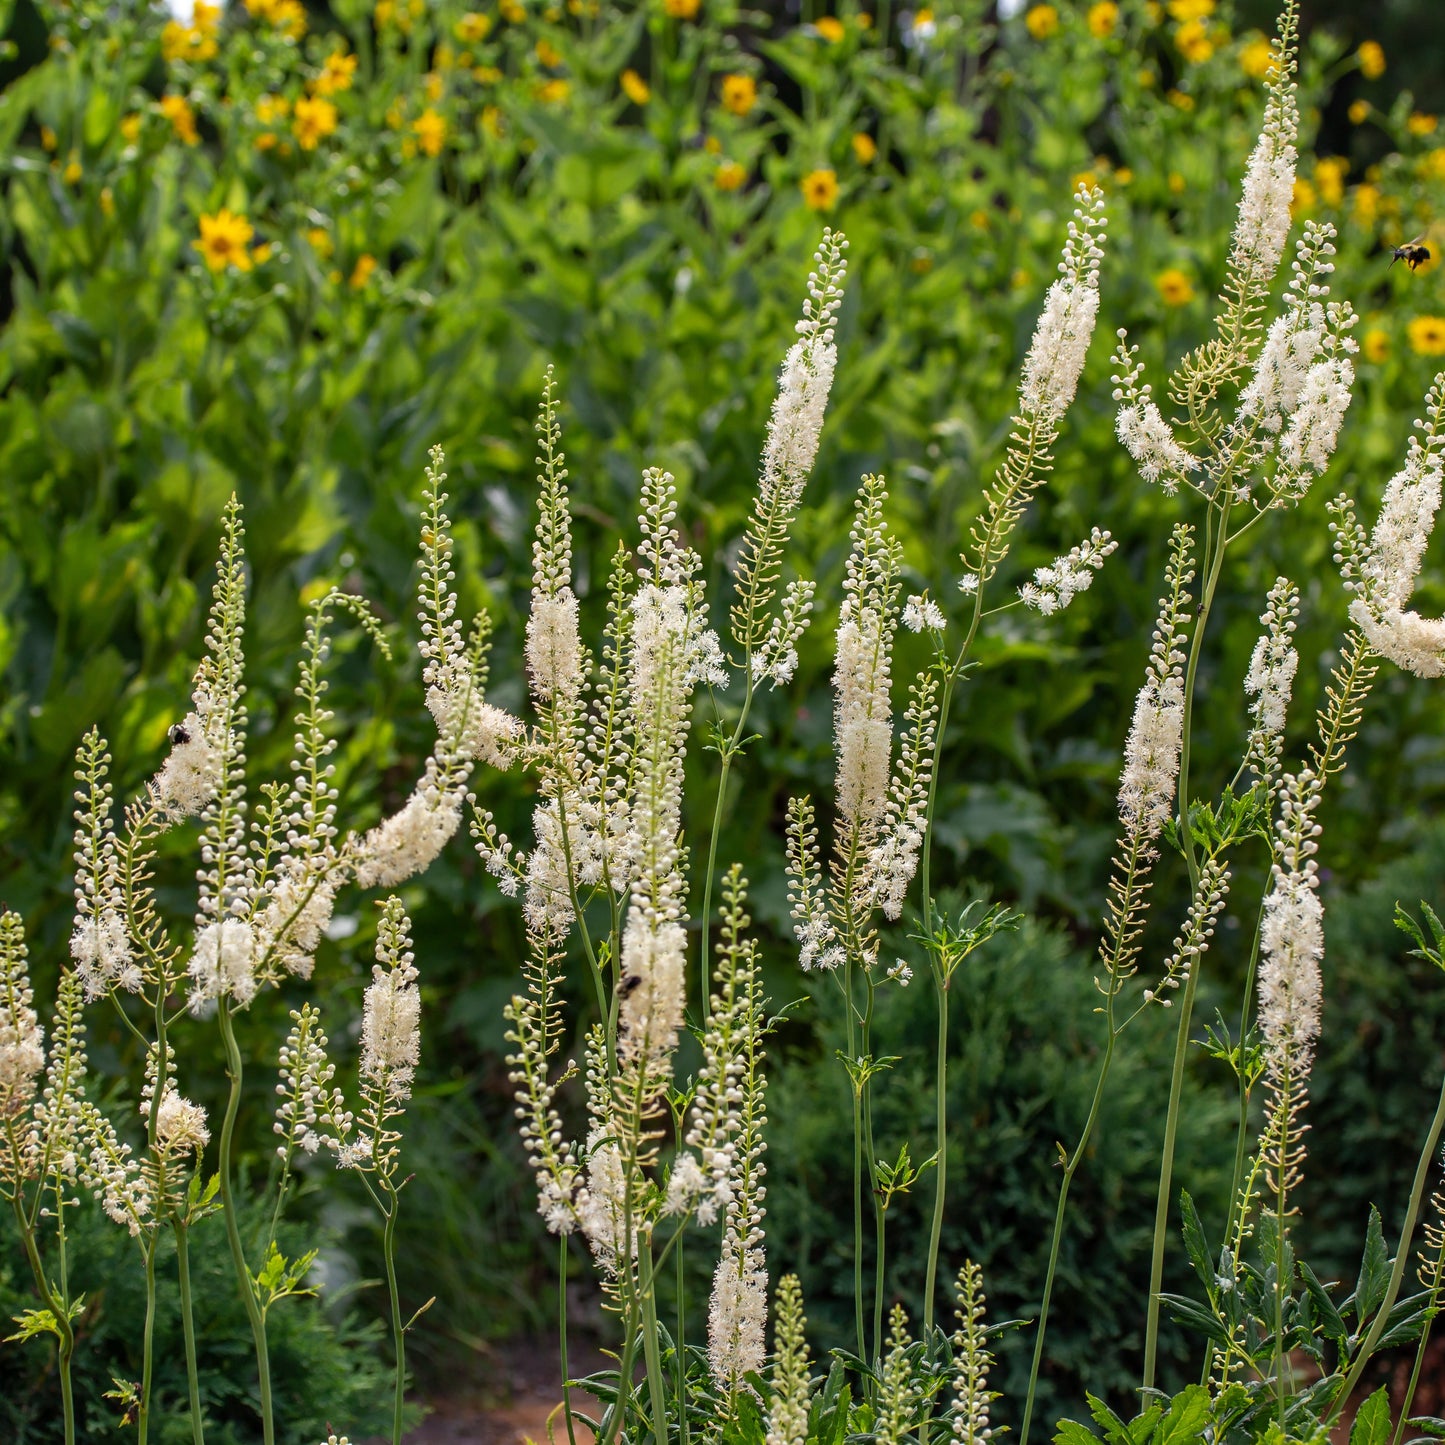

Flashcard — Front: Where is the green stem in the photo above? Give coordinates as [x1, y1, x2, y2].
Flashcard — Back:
[560, 1235, 580, 1445]
[925, 975, 949, 1333]
[139, 1236, 157, 1445]
[1018, 1032, 1117, 1445]
[383, 1190, 405, 1445]
[10, 1188, 75, 1445]
[844, 956, 866, 1362]
[174, 1219, 206, 1445]
[1327, 1072, 1445, 1428]
[638, 1239, 670, 1445]
[217, 1003, 276, 1445]
[675, 1226, 689, 1445]
[699, 677, 755, 1009]
[874, 1201, 888, 1367]
[1141, 502, 1232, 1393]
[1392, 1315, 1437, 1445]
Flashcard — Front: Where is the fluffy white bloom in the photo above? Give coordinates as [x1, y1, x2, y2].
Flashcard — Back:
[0, 913, 44, 1118]
[1116, 401, 1199, 490]
[78, 1101, 151, 1236]
[154, 1089, 211, 1157]
[356, 784, 464, 890]
[187, 918, 259, 1014]
[618, 916, 688, 1072]
[751, 579, 816, 687]
[1239, 309, 1324, 432]
[957, 573, 980, 594]
[834, 613, 895, 835]
[709, 1237, 768, 1390]
[425, 677, 523, 769]
[1019, 528, 1118, 614]
[1258, 771, 1325, 1078]
[1119, 674, 1185, 839]
[1245, 578, 1300, 764]
[69, 912, 139, 1001]
[361, 956, 420, 1104]
[252, 862, 337, 981]
[902, 595, 946, 633]
[151, 712, 222, 817]
[526, 591, 584, 704]
[1227, 28, 1298, 295]
[1278, 356, 1354, 476]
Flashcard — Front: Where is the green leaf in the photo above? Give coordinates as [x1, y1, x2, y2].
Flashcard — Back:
[1298, 1261, 1349, 1346]
[1055, 1421, 1101, 1445]
[1155, 1386, 1212, 1445]
[1356, 1207, 1390, 1324]
[7, 1307, 62, 1344]
[1350, 1386, 1392, 1445]
[1179, 1192, 1214, 1293]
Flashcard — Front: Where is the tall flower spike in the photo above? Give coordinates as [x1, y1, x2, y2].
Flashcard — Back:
[1244, 577, 1301, 780]
[0, 912, 43, 1124]
[360, 898, 421, 1105]
[877, 1305, 921, 1445]
[33, 970, 89, 1189]
[952, 1261, 1000, 1445]
[766, 1276, 813, 1445]
[1018, 527, 1118, 615]
[69, 730, 138, 999]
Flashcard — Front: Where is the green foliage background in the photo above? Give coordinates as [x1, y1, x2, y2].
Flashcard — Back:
[2, 0, 1445, 1435]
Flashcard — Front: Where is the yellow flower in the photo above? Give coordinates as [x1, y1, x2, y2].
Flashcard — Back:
[99, 186, 115, 217]
[159, 94, 199, 145]
[1114, 166, 1133, 185]
[314, 49, 358, 96]
[1407, 316, 1445, 357]
[292, 95, 338, 150]
[1315, 156, 1348, 207]
[120, 114, 142, 143]
[256, 93, 290, 124]
[1166, 170, 1185, 194]
[1138, 67, 1156, 87]
[252, 242, 274, 264]
[425, 71, 445, 102]
[350, 254, 378, 288]
[856, 10, 872, 26]
[474, 64, 502, 83]
[1166, 89, 1194, 111]
[537, 78, 570, 102]
[62, 153, 82, 184]
[713, 160, 746, 191]
[815, 15, 844, 41]
[256, 132, 277, 150]
[536, 37, 562, 66]
[1290, 176, 1317, 219]
[851, 131, 877, 164]
[703, 135, 721, 153]
[1353, 183, 1381, 226]
[1407, 113, 1438, 137]
[1239, 35, 1273, 79]
[481, 104, 504, 136]
[1175, 19, 1213, 63]
[720, 73, 757, 117]
[1086, 1, 1117, 38]
[1348, 99, 1371, 125]
[621, 68, 650, 104]
[413, 108, 447, 155]
[161, 19, 218, 63]
[663, 0, 699, 17]
[800, 167, 838, 211]
[194, 208, 255, 273]
[1357, 40, 1385, 80]
[306, 227, 334, 258]
[273, 0, 307, 36]
[969, 208, 990, 229]
[1024, 4, 1058, 39]
[455, 11, 492, 41]
[1166, 0, 1212, 19]
[499, 0, 524, 20]
[1423, 150, 1445, 183]
[1155, 267, 1195, 306]
[374, 0, 396, 24]
[1071, 169, 1098, 193]
[1362, 327, 1390, 363]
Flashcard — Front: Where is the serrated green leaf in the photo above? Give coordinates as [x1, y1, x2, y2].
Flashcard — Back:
[1179, 1192, 1214, 1293]
[1351, 1386, 1392, 1445]
[1356, 1207, 1391, 1324]
[1055, 1420, 1101, 1445]
[1155, 1385, 1212, 1445]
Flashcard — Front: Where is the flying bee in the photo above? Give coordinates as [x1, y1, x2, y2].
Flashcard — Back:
[1391, 235, 1432, 272]
[618, 974, 642, 999]
[168, 723, 191, 745]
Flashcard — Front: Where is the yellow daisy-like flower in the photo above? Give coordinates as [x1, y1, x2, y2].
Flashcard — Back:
[1352, 183, 1380, 226]
[161, 19, 218, 63]
[1348, 99, 1371, 125]
[1290, 176, 1317, 219]
[1166, 0, 1211, 19]
[425, 71, 445, 102]
[536, 37, 562, 66]
[1086, 1, 1117, 38]
[720, 73, 757, 117]
[537, 77, 570, 102]
[800, 168, 839, 211]
[713, 160, 746, 191]
[292, 95, 338, 150]
[1115, 166, 1133, 185]
[159, 93, 200, 145]
[1155, 267, 1194, 305]
[120, 113, 142, 143]
[621, 68, 650, 104]
[1407, 316, 1445, 356]
[1239, 35, 1273, 79]
[703, 135, 721, 154]
[1362, 327, 1390, 363]
[499, 0, 524, 20]
[314, 49, 358, 96]
[194, 209, 255, 273]
[1407, 113, 1438, 137]
[1315, 156, 1348, 207]
[1175, 20, 1213, 63]
[851, 131, 877, 164]
[455, 11, 492, 41]
[474, 64, 503, 83]
[413, 108, 447, 155]
[350, 254, 378, 288]
[663, 0, 699, 17]
[256, 132, 278, 150]
[1024, 4, 1058, 39]
[1423, 150, 1445, 184]
[306, 227, 334, 258]
[256, 93, 290, 124]
[815, 15, 844, 41]
[1357, 40, 1385, 80]
[1166, 88, 1194, 111]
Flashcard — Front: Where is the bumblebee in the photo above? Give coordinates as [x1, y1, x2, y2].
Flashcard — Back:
[1391, 235, 1432, 272]
[168, 723, 191, 745]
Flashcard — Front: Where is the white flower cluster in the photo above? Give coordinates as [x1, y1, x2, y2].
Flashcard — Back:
[1258, 770, 1325, 1080]
[153, 1088, 211, 1158]
[187, 918, 259, 1016]
[360, 903, 421, 1104]
[1112, 335, 1200, 491]
[752, 578, 817, 686]
[951, 1262, 999, 1445]
[1018, 184, 1108, 426]
[275, 1005, 343, 1158]
[709, 1234, 768, 1390]
[78, 1098, 151, 1236]
[1019, 527, 1118, 615]
[1245, 577, 1300, 776]
[902, 593, 946, 633]
[1118, 531, 1193, 840]
[68, 736, 138, 1002]
[0, 911, 44, 1120]
[151, 712, 223, 818]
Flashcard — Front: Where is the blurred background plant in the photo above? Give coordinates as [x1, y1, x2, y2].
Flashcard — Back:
[1, 0, 1443, 1436]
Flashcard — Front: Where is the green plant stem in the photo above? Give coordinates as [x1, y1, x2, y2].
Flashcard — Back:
[1274, 1078, 1290, 1428]
[926, 974, 949, 1327]
[1392, 1313, 1437, 1445]
[1327, 1072, 1445, 1428]
[383, 1188, 406, 1445]
[174, 1218, 206, 1445]
[10, 1188, 76, 1445]
[638, 1239, 669, 1445]
[675, 1227, 688, 1445]
[559, 1235, 580, 1445]
[217, 1002, 276, 1445]
[842, 955, 867, 1362]
[1141, 502, 1232, 1393]
[1019, 1031, 1117, 1445]
[139, 1235, 158, 1445]
[699, 677, 755, 1008]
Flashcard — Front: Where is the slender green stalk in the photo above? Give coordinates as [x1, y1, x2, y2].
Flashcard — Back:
[559, 1235, 580, 1445]
[174, 1219, 206, 1445]
[139, 1236, 157, 1445]
[1392, 1312, 1439, 1445]
[1141, 502, 1232, 1392]
[216, 1003, 276, 1445]
[638, 1239, 670, 1445]
[675, 1225, 689, 1445]
[10, 1188, 76, 1445]
[382, 1189, 406, 1445]
[1327, 1073, 1445, 1427]
[841, 954, 866, 1361]
[925, 977, 950, 1328]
